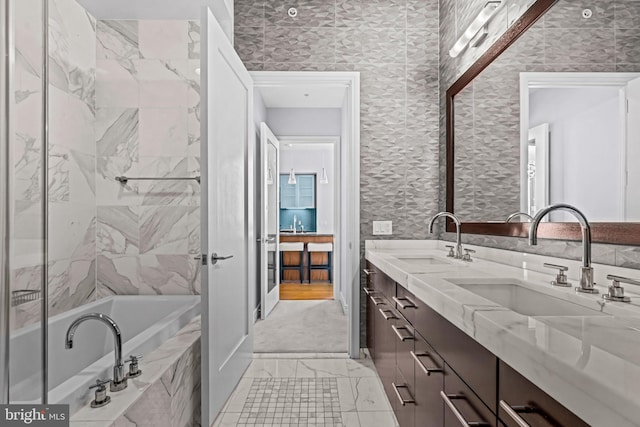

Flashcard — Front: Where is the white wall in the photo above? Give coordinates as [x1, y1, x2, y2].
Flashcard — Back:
[280, 145, 334, 234]
[530, 87, 622, 222]
[266, 108, 342, 136]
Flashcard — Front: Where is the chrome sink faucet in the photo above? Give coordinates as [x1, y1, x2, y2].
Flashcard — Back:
[529, 204, 598, 294]
[428, 212, 463, 259]
[506, 212, 533, 223]
[65, 313, 128, 392]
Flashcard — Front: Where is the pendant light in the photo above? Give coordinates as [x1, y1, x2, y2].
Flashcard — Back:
[288, 145, 297, 184]
[319, 150, 329, 184]
[288, 168, 296, 184]
[267, 166, 274, 185]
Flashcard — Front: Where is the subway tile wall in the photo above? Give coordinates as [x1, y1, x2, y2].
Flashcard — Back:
[438, 0, 640, 270]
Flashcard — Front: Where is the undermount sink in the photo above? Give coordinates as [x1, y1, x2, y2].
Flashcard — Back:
[395, 256, 450, 267]
[446, 278, 606, 317]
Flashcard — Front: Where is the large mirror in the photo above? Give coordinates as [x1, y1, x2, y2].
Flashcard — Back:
[446, 0, 640, 244]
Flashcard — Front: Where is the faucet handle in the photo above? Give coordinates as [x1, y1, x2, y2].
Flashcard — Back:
[602, 274, 638, 303]
[125, 354, 143, 378]
[89, 379, 112, 408]
[543, 263, 571, 287]
[445, 245, 455, 258]
[462, 249, 475, 262]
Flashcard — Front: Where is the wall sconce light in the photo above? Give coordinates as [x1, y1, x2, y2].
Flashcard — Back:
[449, 1, 503, 58]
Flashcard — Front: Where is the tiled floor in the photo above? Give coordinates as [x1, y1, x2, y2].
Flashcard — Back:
[213, 353, 398, 427]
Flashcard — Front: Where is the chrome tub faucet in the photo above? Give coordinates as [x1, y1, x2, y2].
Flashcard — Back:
[65, 313, 128, 392]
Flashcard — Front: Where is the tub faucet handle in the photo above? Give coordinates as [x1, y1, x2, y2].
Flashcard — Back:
[89, 379, 112, 408]
[126, 354, 143, 378]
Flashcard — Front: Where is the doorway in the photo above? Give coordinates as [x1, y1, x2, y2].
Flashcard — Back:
[252, 72, 360, 357]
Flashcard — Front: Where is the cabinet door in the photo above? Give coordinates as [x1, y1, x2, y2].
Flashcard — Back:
[414, 333, 444, 427]
[394, 366, 416, 427]
[498, 361, 589, 427]
[368, 262, 396, 300]
[374, 299, 401, 410]
[443, 364, 497, 427]
[297, 174, 315, 208]
[363, 269, 378, 359]
[279, 175, 297, 208]
[414, 294, 497, 411]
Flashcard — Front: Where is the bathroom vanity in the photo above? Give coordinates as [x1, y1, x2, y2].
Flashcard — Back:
[365, 240, 640, 427]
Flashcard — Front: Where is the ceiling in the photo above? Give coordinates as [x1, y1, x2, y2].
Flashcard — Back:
[76, 0, 218, 20]
[258, 86, 347, 109]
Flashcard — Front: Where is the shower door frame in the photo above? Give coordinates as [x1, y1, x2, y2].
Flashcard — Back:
[0, 0, 12, 404]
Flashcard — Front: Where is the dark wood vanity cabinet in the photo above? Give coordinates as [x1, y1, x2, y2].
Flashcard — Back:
[498, 361, 589, 427]
[365, 264, 589, 427]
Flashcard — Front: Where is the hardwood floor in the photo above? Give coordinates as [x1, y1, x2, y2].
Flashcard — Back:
[280, 283, 334, 300]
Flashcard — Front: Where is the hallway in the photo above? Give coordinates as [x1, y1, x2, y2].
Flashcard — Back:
[254, 300, 348, 353]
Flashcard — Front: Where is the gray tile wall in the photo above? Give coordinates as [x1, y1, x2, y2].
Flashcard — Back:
[234, 0, 441, 345]
[439, 0, 640, 270]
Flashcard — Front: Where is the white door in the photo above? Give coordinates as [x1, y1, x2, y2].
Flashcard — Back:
[626, 77, 640, 220]
[260, 123, 280, 319]
[201, 8, 254, 425]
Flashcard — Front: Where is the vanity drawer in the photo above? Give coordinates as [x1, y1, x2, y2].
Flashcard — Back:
[413, 294, 498, 412]
[395, 285, 419, 325]
[498, 360, 589, 427]
[414, 333, 445, 427]
[365, 262, 396, 300]
[444, 363, 497, 427]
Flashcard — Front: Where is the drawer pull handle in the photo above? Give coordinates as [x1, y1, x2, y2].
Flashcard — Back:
[392, 383, 415, 406]
[378, 308, 397, 320]
[441, 392, 490, 427]
[410, 351, 442, 376]
[370, 295, 384, 305]
[363, 287, 375, 296]
[393, 296, 417, 309]
[500, 400, 534, 427]
[391, 325, 414, 341]
[363, 269, 376, 276]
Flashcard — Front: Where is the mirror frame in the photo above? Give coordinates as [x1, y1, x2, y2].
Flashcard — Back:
[445, 0, 640, 246]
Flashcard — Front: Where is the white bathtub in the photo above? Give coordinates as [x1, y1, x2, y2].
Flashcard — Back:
[10, 295, 201, 414]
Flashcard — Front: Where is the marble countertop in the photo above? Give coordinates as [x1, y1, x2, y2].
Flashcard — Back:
[365, 240, 640, 427]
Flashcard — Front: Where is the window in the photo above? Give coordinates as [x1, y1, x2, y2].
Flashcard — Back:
[280, 174, 316, 208]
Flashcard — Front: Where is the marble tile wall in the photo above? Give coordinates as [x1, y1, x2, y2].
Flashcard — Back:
[11, 0, 98, 330]
[439, 0, 640, 269]
[95, 20, 201, 297]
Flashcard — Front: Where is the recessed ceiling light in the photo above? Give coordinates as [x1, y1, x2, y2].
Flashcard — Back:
[304, 93, 309, 97]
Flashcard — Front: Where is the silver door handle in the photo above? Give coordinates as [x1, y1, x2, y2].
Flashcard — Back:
[499, 400, 533, 427]
[378, 308, 397, 320]
[411, 351, 442, 376]
[393, 296, 417, 309]
[211, 253, 234, 265]
[392, 325, 414, 341]
[392, 383, 415, 406]
[441, 392, 490, 427]
[363, 269, 376, 276]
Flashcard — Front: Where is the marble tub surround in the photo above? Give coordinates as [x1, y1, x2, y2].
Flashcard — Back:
[71, 316, 201, 427]
[95, 19, 201, 298]
[366, 240, 640, 427]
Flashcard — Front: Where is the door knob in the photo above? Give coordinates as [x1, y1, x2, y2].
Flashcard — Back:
[211, 253, 234, 265]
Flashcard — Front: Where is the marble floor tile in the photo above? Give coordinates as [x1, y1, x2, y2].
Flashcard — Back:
[296, 359, 349, 378]
[253, 352, 349, 359]
[350, 377, 393, 412]
[341, 411, 361, 427]
[222, 377, 253, 413]
[357, 411, 399, 427]
[243, 358, 298, 378]
[337, 377, 357, 412]
[212, 411, 240, 426]
[346, 357, 378, 377]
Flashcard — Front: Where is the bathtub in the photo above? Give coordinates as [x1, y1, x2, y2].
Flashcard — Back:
[10, 295, 201, 414]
